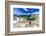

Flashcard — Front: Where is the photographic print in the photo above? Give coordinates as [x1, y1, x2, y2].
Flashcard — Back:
[13, 8, 39, 28]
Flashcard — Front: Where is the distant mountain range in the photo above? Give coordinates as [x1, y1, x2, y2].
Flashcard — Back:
[13, 8, 39, 16]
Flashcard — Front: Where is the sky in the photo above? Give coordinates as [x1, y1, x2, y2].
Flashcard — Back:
[13, 8, 39, 16]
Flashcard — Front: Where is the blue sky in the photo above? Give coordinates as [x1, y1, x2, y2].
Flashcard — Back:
[13, 8, 39, 16]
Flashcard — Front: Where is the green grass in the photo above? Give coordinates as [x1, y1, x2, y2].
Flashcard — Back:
[19, 15, 37, 21]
